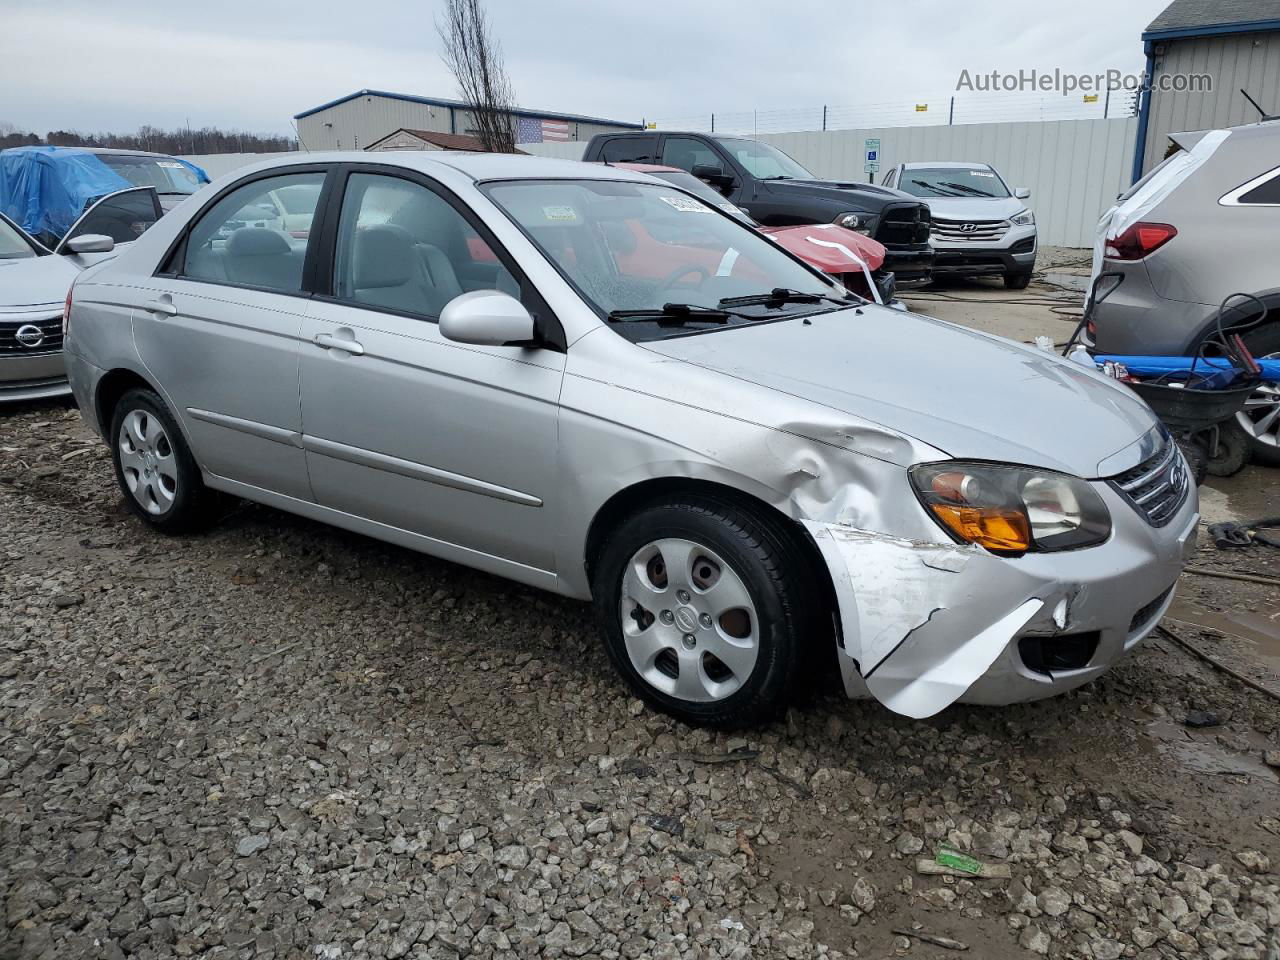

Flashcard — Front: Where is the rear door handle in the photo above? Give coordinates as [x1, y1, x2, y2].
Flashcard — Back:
[313, 332, 364, 356]
[145, 297, 177, 317]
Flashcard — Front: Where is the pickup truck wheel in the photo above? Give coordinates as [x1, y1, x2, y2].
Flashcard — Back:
[110, 388, 213, 533]
[1233, 324, 1280, 467]
[592, 497, 814, 728]
[1003, 269, 1033, 290]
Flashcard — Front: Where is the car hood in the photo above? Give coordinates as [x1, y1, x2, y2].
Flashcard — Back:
[645, 305, 1157, 477]
[765, 178, 919, 210]
[922, 195, 1026, 220]
[0, 254, 79, 308]
[758, 223, 886, 272]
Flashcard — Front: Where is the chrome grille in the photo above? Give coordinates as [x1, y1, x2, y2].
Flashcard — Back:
[1107, 435, 1189, 527]
[931, 217, 1010, 242]
[0, 316, 63, 354]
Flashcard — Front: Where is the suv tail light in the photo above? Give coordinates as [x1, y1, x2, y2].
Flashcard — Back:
[62, 284, 74, 339]
[1105, 222, 1177, 261]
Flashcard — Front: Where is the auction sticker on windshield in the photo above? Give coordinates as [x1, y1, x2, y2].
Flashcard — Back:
[541, 205, 579, 222]
[659, 195, 711, 213]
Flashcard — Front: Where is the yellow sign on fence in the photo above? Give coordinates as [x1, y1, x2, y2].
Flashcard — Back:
[914, 103, 928, 112]
[1083, 94, 1099, 103]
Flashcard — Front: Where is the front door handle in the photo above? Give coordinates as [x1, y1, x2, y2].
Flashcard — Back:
[313, 332, 364, 356]
[145, 297, 177, 317]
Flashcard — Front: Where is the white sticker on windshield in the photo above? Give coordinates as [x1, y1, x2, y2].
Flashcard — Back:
[541, 205, 579, 222]
[718, 203, 740, 214]
[157, 161, 184, 168]
[659, 195, 711, 213]
[970, 171, 995, 177]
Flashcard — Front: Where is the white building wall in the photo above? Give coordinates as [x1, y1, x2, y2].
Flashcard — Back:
[523, 117, 1138, 247]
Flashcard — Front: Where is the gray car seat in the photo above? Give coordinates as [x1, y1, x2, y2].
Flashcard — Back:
[352, 224, 458, 316]
[224, 228, 302, 290]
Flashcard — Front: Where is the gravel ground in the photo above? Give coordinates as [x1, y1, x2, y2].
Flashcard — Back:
[2, 401, 1279, 960]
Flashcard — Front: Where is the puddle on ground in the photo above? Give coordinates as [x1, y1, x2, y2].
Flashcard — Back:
[1200, 466, 1280, 524]
[1042, 272, 1090, 292]
[1166, 598, 1280, 670]
[1147, 718, 1280, 781]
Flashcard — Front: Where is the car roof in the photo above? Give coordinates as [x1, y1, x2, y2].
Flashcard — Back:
[87, 147, 181, 159]
[900, 161, 994, 171]
[606, 162, 685, 174]
[241, 151, 657, 184]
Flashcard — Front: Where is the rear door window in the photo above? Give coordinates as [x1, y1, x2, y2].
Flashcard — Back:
[599, 136, 658, 163]
[180, 172, 326, 293]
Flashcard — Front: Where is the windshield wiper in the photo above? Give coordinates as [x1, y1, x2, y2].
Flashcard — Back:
[607, 303, 733, 326]
[718, 288, 853, 309]
[938, 181, 997, 197]
[909, 179, 965, 198]
[762, 175, 794, 180]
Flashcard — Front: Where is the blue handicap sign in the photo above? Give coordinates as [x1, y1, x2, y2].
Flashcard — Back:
[866, 150, 878, 162]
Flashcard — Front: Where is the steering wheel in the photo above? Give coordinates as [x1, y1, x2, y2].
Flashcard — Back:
[660, 264, 710, 291]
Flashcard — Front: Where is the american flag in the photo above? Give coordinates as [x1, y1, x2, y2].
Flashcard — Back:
[516, 116, 572, 143]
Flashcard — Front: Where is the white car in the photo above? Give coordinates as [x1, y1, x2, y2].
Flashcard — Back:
[0, 188, 161, 402]
[881, 161, 1038, 289]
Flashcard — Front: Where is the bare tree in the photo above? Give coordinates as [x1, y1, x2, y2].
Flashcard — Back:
[437, 0, 517, 153]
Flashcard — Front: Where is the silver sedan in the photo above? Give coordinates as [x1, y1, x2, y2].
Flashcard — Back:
[63, 153, 1198, 725]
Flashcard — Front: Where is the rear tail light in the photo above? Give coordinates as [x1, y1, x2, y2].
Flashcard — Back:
[1105, 222, 1177, 261]
[62, 283, 74, 339]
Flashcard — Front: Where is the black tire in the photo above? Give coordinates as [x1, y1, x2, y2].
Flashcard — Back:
[1235, 324, 1280, 467]
[592, 496, 818, 728]
[1003, 270, 1033, 290]
[109, 388, 213, 533]
[1204, 423, 1251, 477]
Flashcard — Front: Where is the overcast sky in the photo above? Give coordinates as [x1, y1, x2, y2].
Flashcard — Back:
[3, 0, 1171, 136]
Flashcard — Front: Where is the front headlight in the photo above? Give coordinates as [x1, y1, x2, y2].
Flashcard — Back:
[908, 462, 1111, 556]
[1010, 208, 1035, 226]
[834, 211, 874, 235]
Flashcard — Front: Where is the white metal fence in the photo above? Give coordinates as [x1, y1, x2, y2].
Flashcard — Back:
[522, 117, 1138, 248]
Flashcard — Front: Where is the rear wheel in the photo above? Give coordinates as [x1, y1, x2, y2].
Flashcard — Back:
[592, 497, 815, 727]
[1232, 324, 1280, 467]
[110, 388, 213, 532]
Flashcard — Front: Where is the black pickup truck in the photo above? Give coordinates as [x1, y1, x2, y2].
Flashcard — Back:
[583, 131, 933, 282]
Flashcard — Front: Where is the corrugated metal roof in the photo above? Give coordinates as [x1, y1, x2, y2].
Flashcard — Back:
[1145, 0, 1280, 37]
[294, 89, 642, 128]
[366, 129, 529, 154]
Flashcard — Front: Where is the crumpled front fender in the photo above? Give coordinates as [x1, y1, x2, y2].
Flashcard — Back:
[803, 523, 1047, 719]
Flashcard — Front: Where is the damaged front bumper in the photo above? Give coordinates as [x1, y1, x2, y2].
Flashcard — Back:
[803, 481, 1198, 719]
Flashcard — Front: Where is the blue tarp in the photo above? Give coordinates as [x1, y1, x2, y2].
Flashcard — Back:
[1094, 355, 1280, 380]
[0, 146, 132, 240]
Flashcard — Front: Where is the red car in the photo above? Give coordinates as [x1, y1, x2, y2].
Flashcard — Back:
[608, 163, 896, 304]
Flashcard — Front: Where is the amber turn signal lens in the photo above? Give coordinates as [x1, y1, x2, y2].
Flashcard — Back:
[927, 503, 1031, 553]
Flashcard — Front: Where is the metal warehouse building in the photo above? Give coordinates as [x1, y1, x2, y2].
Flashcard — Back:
[294, 89, 641, 152]
[1135, 0, 1280, 177]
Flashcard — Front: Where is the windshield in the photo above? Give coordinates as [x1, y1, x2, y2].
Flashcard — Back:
[648, 170, 754, 223]
[898, 167, 1010, 199]
[712, 138, 814, 180]
[96, 153, 203, 196]
[0, 217, 38, 259]
[483, 179, 841, 340]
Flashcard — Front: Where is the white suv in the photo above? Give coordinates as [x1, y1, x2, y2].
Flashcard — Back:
[882, 161, 1037, 289]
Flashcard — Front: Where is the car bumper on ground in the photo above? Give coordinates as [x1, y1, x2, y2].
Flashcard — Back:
[805, 461, 1198, 718]
[930, 227, 1037, 278]
[1088, 264, 1215, 355]
[1, 305, 69, 403]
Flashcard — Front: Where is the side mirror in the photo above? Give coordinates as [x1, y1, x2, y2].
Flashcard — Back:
[64, 234, 115, 255]
[1014, 187, 1031, 200]
[439, 290, 536, 347]
[692, 163, 733, 188]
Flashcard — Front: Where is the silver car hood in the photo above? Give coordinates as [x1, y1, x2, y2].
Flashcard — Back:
[0, 254, 79, 309]
[922, 196, 1025, 220]
[645, 306, 1157, 478]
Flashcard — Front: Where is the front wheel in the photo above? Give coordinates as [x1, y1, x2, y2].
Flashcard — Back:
[592, 498, 816, 727]
[110, 388, 213, 533]
[1004, 269, 1033, 290]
